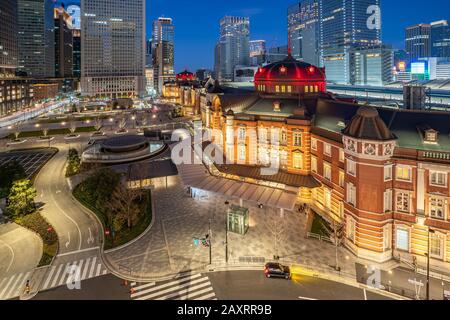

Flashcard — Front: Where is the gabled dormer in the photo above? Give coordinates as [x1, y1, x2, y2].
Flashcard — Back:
[418, 124, 439, 144]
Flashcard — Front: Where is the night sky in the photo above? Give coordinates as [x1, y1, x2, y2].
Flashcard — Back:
[61, 0, 449, 72]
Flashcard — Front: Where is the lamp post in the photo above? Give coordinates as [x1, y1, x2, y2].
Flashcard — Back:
[224, 200, 229, 263]
[426, 227, 436, 300]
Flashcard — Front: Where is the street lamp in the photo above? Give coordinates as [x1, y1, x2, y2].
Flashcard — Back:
[426, 227, 436, 300]
[224, 200, 229, 263]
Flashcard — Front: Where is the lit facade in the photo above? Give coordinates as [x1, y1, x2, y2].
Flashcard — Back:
[80, 0, 146, 97]
[320, 0, 382, 84]
[218, 16, 250, 82]
[0, 0, 19, 78]
[405, 24, 431, 64]
[152, 17, 175, 94]
[288, 0, 320, 66]
[54, 7, 74, 78]
[431, 20, 450, 59]
[172, 54, 450, 268]
[17, 0, 55, 78]
[349, 45, 394, 86]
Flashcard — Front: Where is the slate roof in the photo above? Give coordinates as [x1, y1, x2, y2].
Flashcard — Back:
[314, 99, 450, 152]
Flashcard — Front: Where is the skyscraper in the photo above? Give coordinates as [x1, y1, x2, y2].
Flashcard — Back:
[249, 40, 266, 66]
[17, 0, 55, 78]
[72, 28, 81, 78]
[219, 16, 250, 82]
[54, 7, 73, 78]
[81, 0, 146, 97]
[0, 0, 19, 78]
[288, 0, 320, 66]
[350, 45, 394, 86]
[146, 39, 152, 67]
[319, 0, 382, 84]
[152, 17, 174, 94]
[431, 20, 450, 59]
[405, 24, 431, 63]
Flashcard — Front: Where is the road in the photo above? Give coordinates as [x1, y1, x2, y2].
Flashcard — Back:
[31, 270, 393, 300]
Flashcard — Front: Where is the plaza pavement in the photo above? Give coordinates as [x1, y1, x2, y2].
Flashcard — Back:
[103, 175, 380, 282]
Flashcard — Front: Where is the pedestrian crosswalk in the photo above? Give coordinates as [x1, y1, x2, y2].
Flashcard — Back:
[130, 273, 217, 301]
[0, 256, 108, 300]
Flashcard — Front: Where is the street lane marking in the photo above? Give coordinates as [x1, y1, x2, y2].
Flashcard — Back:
[95, 263, 101, 277]
[65, 232, 71, 248]
[131, 274, 202, 298]
[50, 263, 65, 288]
[88, 257, 97, 278]
[133, 277, 209, 300]
[0, 275, 16, 299]
[57, 246, 100, 257]
[5, 272, 27, 298]
[194, 292, 216, 300]
[298, 296, 318, 300]
[81, 258, 91, 280]
[42, 266, 56, 289]
[153, 282, 212, 301]
[363, 288, 367, 300]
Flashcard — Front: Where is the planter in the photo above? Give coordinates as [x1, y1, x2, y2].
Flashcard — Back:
[64, 134, 81, 140]
[7, 139, 27, 146]
[36, 136, 55, 142]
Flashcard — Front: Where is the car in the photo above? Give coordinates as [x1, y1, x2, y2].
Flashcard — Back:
[264, 262, 291, 279]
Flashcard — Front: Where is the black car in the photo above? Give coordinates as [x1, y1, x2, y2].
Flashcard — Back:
[264, 262, 291, 279]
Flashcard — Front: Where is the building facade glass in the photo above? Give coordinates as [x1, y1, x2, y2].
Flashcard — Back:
[431, 20, 450, 59]
[0, 0, 19, 78]
[81, 0, 146, 97]
[218, 16, 250, 81]
[17, 0, 55, 78]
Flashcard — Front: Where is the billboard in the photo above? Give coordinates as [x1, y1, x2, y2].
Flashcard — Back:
[411, 62, 426, 75]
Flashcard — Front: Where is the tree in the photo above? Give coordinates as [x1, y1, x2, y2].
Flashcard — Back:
[320, 219, 345, 271]
[0, 161, 26, 198]
[66, 148, 81, 177]
[6, 179, 37, 219]
[117, 116, 127, 133]
[107, 182, 143, 229]
[68, 116, 77, 135]
[94, 117, 103, 133]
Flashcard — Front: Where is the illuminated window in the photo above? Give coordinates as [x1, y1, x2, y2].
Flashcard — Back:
[339, 170, 345, 187]
[238, 127, 246, 141]
[324, 143, 332, 156]
[311, 138, 317, 151]
[430, 171, 447, 186]
[323, 162, 332, 181]
[287, 86, 292, 93]
[430, 233, 444, 258]
[275, 85, 280, 93]
[347, 183, 356, 206]
[384, 189, 393, 212]
[396, 166, 412, 181]
[281, 86, 286, 93]
[347, 159, 356, 176]
[383, 225, 392, 251]
[305, 86, 309, 93]
[429, 196, 446, 220]
[396, 192, 410, 213]
[293, 132, 302, 147]
[293, 152, 303, 169]
[238, 145, 246, 161]
[384, 165, 393, 181]
[311, 156, 318, 173]
[339, 149, 345, 162]
[346, 216, 356, 243]
[324, 188, 332, 209]
[395, 227, 409, 251]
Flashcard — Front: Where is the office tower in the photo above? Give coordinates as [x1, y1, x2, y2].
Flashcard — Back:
[266, 45, 288, 64]
[350, 45, 394, 86]
[196, 69, 212, 81]
[72, 29, 81, 78]
[54, 7, 73, 78]
[17, 0, 55, 78]
[249, 40, 266, 66]
[431, 20, 450, 59]
[219, 16, 250, 81]
[320, 0, 382, 84]
[405, 24, 431, 63]
[214, 42, 221, 79]
[0, 0, 19, 78]
[152, 17, 174, 94]
[81, 0, 146, 97]
[146, 39, 152, 67]
[288, 0, 320, 66]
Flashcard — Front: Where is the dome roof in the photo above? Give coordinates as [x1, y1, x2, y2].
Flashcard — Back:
[343, 106, 395, 141]
[176, 70, 194, 81]
[254, 55, 325, 83]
